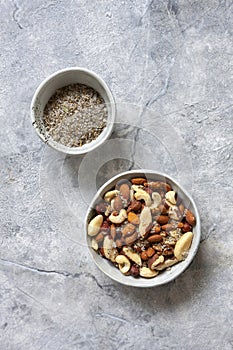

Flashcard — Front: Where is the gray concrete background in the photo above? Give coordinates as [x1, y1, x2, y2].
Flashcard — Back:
[0, 0, 233, 349]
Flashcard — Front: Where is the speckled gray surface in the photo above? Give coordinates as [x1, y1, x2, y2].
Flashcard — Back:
[0, 0, 233, 349]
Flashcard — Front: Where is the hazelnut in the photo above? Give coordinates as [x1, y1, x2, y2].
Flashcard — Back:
[129, 264, 140, 277]
[182, 222, 192, 233]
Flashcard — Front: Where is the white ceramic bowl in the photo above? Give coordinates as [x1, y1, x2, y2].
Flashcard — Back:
[85, 170, 201, 287]
[30, 67, 116, 154]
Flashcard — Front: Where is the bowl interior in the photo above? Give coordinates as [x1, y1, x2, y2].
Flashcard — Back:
[85, 170, 201, 287]
[31, 68, 115, 154]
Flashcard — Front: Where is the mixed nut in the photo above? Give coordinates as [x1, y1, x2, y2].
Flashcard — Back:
[87, 177, 196, 278]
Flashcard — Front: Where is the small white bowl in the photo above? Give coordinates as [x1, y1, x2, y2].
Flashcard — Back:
[85, 170, 201, 288]
[30, 67, 116, 155]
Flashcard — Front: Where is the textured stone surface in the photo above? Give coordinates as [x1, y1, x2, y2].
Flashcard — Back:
[0, 0, 233, 349]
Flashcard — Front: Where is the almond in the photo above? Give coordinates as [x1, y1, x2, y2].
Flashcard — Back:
[95, 202, 108, 214]
[144, 181, 171, 192]
[156, 215, 169, 225]
[127, 212, 140, 225]
[127, 200, 142, 212]
[124, 231, 138, 245]
[122, 223, 136, 237]
[110, 224, 117, 240]
[161, 223, 176, 231]
[113, 195, 123, 211]
[131, 177, 146, 185]
[119, 183, 130, 201]
[147, 234, 163, 243]
[185, 210, 196, 226]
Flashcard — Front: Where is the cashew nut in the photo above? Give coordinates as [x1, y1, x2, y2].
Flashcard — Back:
[155, 258, 178, 270]
[104, 190, 120, 202]
[132, 186, 152, 207]
[174, 231, 193, 261]
[88, 214, 103, 236]
[139, 266, 158, 278]
[109, 209, 127, 224]
[139, 206, 152, 237]
[131, 185, 144, 191]
[116, 255, 131, 274]
[165, 191, 176, 205]
[91, 238, 98, 251]
[104, 205, 112, 217]
[123, 247, 142, 266]
[150, 192, 162, 210]
[103, 236, 118, 262]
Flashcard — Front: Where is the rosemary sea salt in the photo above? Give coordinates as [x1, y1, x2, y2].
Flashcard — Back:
[42, 84, 108, 147]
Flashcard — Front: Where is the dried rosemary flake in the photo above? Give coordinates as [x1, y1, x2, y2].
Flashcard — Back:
[42, 83, 108, 147]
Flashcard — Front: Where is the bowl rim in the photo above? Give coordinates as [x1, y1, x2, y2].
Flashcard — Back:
[30, 66, 116, 155]
[85, 169, 201, 287]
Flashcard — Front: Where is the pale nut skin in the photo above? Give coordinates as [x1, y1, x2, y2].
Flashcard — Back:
[104, 190, 120, 202]
[133, 188, 152, 207]
[109, 209, 127, 224]
[174, 231, 193, 261]
[116, 255, 131, 274]
[123, 247, 142, 266]
[103, 236, 118, 262]
[139, 267, 159, 278]
[139, 206, 152, 237]
[165, 191, 177, 205]
[88, 215, 103, 236]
